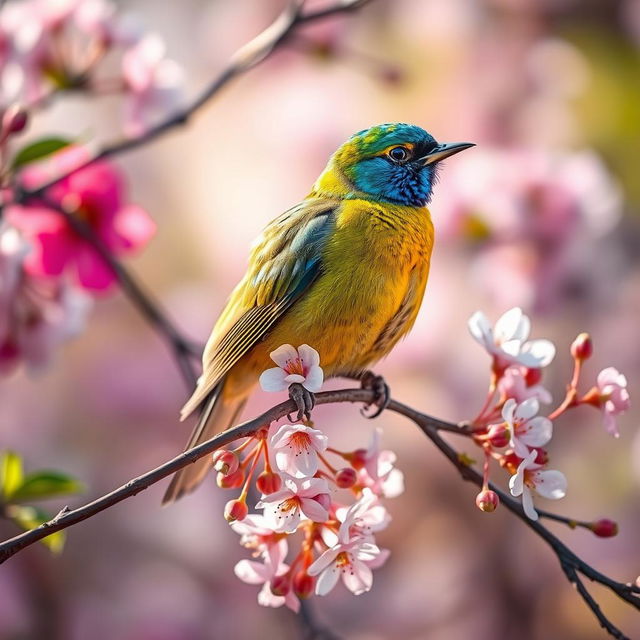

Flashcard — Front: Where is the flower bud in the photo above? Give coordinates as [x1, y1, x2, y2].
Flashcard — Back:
[571, 333, 593, 361]
[270, 575, 290, 596]
[487, 423, 510, 448]
[348, 448, 368, 470]
[475, 489, 499, 513]
[589, 518, 618, 538]
[256, 471, 282, 495]
[335, 467, 357, 488]
[524, 367, 542, 387]
[2, 105, 28, 136]
[224, 498, 248, 523]
[217, 468, 244, 489]
[293, 571, 314, 598]
[212, 449, 239, 476]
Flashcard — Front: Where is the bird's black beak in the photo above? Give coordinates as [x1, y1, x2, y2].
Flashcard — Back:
[420, 142, 475, 166]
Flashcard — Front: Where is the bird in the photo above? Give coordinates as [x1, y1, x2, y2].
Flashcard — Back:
[163, 123, 474, 504]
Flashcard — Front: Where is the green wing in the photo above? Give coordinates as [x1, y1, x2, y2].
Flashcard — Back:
[181, 197, 338, 418]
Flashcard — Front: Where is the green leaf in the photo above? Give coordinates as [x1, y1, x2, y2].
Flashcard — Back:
[1, 451, 24, 501]
[9, 505, 66, 554]
[11, 471, 85, 502]
[11, 137, 72, 170]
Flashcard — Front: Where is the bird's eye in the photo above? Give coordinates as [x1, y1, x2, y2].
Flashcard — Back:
[388, 146, 411, 163]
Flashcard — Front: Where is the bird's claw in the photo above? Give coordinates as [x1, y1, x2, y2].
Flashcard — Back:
[288, 383, 315, 422]
[360, 371, 390, 419]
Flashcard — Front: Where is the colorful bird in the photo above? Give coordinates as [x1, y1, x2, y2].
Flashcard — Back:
[164, 123, 473, 503]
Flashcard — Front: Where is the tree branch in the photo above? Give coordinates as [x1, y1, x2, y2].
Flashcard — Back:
[0, 388, 637, 639]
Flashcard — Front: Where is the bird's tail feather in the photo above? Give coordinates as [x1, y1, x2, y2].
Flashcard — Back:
[162, 380, 247, 505]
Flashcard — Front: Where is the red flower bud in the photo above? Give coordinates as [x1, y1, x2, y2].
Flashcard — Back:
[224, 499, 248, 523]
[525, 367, 542, 387]
[348, 448, 368, 470]
[2, 104, 28, 136]
[571, 333, 593, 361]
[589, 518, 618, 538]
[217, 468, 245, 489]
[212, 449, 239, 476]
[335, 467, 357, 488]
[475, 489, 499, 513]
[270, 575, 290, 596]
[256, 471, 282, 495]
[292, 571, 314, 598]
[487, 423, 510, 448]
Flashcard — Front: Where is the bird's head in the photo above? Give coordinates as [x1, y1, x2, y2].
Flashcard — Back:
[316, 123, 474, 207]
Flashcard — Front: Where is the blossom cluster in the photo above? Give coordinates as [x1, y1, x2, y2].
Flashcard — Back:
[215, 345, 402, 612]
[467, 307, 630, 522]
[0, 0, 183, 135]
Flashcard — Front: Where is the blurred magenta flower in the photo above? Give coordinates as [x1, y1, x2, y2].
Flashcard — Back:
[121, 33, 183, 137]
[0, 223, 90, 374]
[8, 145, 156, 292]
[594, 367, 630, 438]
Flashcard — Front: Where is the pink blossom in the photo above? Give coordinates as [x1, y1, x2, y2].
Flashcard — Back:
[257, 477, 330, 533]
[7, 145, 156, 292]
[234, 538, 299, 613]
[307, 537, 385, 596]
[595, 367, 630, 438]
[0, 224, 91, 374]
[259, 344, 324, 393]
[357, 428, 404, 498]
[509, 450, 567, 521]
[468, 307, 556, 369]
[270, 423, 328, 478]
[498, 366, 552, 404]
[230, 514, 283, 554]
[501, 397, 553, 459]
[121, 33, 183, 137]
[335, 490, 391, 543]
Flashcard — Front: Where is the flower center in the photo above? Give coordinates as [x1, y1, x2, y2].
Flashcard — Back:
[285, 357, 305, 376]
[288, 431, 312, 453]
[335, 551, 352, 570]
[278, 496, 301, 514]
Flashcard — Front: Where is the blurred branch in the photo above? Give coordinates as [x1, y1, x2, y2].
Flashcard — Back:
[0, 388, 637, 639]
[17, 0, 376, 201]
[34, 195, 201, 388]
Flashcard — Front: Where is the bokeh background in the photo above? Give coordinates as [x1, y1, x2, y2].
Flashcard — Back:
[2, 0, 640, 638]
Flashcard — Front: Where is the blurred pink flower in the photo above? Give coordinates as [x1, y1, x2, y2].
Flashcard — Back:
[7, 145, 155, 292]
[509, 449, 567, 521]
[335, 490, 391, 544]
[357, 428, 404, 498]
[432, 148, 622, 310]
[259, 343, 324, 393]
[0, 223, 91, 374]
[595, 367, 630, 438]
[270, 423, 328, 478]
[121, 33, 183, 137]
[234, 538, 299, 613]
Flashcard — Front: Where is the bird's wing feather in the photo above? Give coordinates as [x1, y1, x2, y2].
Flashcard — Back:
[181, 198, 338, 418]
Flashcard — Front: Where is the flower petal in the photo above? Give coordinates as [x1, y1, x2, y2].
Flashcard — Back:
[495, 307, 528, 343]
[520, 416, 553, 447]
[468, 311, 492, 347]
[269, 344, 299, 368]
[343, 558, 373, 595]
[302, 365, 324, 392]
[308, 548, 340, 576]
[297, 344, 320, 368]
[315, 565, 340, 596]
[300, 497, 329, 523]
[521, 486, 538, 520]
[259, 367, 288, 392]
[519, 339, 556, 368]
[234, 559, 268, 584]
[532, 469, 567, 500]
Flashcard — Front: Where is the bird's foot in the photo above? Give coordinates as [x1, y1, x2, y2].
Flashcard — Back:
[287, 383, 315, 422]
[359, 371, 390, 419]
